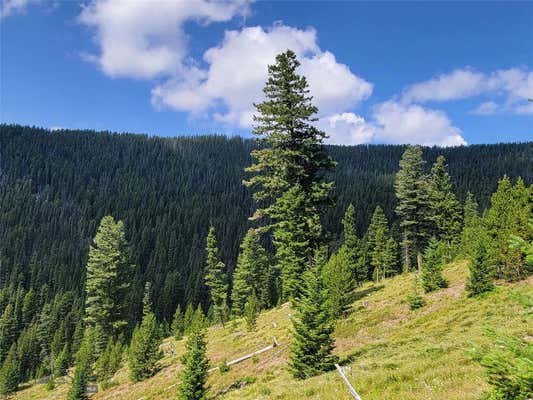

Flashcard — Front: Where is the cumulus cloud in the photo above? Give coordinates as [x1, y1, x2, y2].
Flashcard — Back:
[79, 0, 250, 79]
[319, 113, 376, 145]
[402, 67, 533, 115]
[373, 101, 466, 147]
[152, 25, 373, 128]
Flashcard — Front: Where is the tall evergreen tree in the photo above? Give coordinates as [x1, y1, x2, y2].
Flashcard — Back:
[460, 191, 481, 257]
[395, 146, 432, 272]
[289, 251, 337, 379]
[428, 156, 462, 254]
[204, 226, 229, 326]
[244, 50, 335, 300]
[466, 239, 494, 296]
[243, 292, 259, 331]
[0, 344, 19, 396]
[84, 216, 132, 352]
[231, 228, 271, 315]
[485, 177, 532, 280]
[421, 238, 448, 293]
[368, 206, 390, 283]
[341, 204, 367, 285]
[128, 311, 161, 382]
[177, 326, 209, 400]
[143, 281, 153, 317]
[171, 305, 184, 341]
[67, 329, 95, 400]
[321, 249, 355, 319]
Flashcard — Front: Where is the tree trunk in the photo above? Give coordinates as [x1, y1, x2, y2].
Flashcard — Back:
[417, 252, 423, 273]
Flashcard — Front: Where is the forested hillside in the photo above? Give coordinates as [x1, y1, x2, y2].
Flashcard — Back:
[1, 124, 532, 320]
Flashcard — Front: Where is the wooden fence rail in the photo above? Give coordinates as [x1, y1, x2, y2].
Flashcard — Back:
[335, 363, 362, 400]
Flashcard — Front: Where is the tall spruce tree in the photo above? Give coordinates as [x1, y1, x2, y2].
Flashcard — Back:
[204, 226, 229, 326]
[466, 238, 494, 296]
[84, 216, 132, 352]
[460, 191, 481, 257]
[128, 310, 161, 382]
[177, 326, 209, 400]
[0, 344, 19, 396]
[368, 206, 390, 283]
[421, 238, 448, 293]
[231, 228, 271, 315]
[244, 50, 335, 300]
[321, 249, 355, 319]
[67, 329, 95, 400]
[341, 204, 367, 285]
[395, 146, 432, 272]
[289, 250, 337, 379]
[428, 156, 462, 253]
[171, 305, 184, 341]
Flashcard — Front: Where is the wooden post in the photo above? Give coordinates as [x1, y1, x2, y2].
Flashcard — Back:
[335, 364, 362, 400]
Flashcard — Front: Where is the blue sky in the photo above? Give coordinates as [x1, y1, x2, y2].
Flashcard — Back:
[1, 1, 532, 146]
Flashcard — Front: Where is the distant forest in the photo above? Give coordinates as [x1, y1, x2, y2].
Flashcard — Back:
[1, 124, 532, 321]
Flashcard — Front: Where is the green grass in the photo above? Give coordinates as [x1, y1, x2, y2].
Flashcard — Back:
[15, 260, 532, 400]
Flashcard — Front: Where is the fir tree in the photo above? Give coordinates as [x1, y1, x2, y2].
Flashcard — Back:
[129, 309, 161, 382]
[183, 304, 195, 336]
[0, 344, 19, 396]
[53, 343, 70, 377]
[428, 156, 462, 255]
[171, 305, 184, 340]
[21, 288, 38, 326]
[460, 191, 481, 257]
[341, 204, 367, 285]
[321, 249, 355, 319]
[368, 206, 390, 283]
[383, 236, 400, 278]
[244, 50, 335, 300]
[243, 293, 259, 331]
[204, 226, 229, 326]
[421, 238, 448, 293]
[289, 251, 337, 379]
[192, 305, 207, 332]
[177, 326, 209, 400]
[231, 228, 271, 315]
[466, 239, 494, 296]
[84, 215, 132, 352]
[143, 281, 153, 317]
[0, 303, 17, 363]
[67, 330, 94, 400]
[395, 146, 432, 272]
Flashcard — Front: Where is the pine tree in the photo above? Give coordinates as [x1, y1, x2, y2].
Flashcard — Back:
[183, 304, 195, 336]
[84, 215, 132, 352]
[321, 249, 355, 319]
[271, 185, 321, 300]
[231, 228, 271, 315]
[21, 288, 38, 326]
[192, 305, 207, 332]
[383, 236, 399, 278]
[421, 238, 448, 292]
[143, 281, 152, 317]
[428, 156, 462, 256]
[54, 343, 70, 377]
[67, 330, 94, 400]
[0, 303, 17, 363]
[0, 344, 19, 396]
[177, 326, 209, 400]
[243, 292, 259, 331]
[368, 206, 390, 283]
[466, 239, 494, 296]
[171, 305, 184, 340]
[341, 204, 367, 285]
[460, 191, 481, 257]
[289, 251, 337, 379]
[128, 311, 161, 383]
[244, 50, 335, 300]
[485, 177, 532, 280]
[204, 226, 229, 326]
[395, 146, 432, 272]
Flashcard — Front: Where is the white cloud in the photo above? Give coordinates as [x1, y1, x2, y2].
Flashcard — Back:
[319, 113, 376, 145]
[79, 0, 250, 79]
[1, 0, 36, 18]
[402, 69, 486, 104]
[402, 67, 533, 115]
[152, 25, 373, 128]
[372, 101, 466, 147]
[471, 101, 499, 115]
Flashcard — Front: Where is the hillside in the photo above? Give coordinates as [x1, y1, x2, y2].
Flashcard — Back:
[15, 261, 532, 400]
[1, 124, 532, 322]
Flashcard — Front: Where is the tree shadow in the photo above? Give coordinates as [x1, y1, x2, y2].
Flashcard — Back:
[352, 285, 384, 302]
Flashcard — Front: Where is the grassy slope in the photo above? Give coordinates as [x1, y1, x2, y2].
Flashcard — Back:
[15, 261, 532, 400]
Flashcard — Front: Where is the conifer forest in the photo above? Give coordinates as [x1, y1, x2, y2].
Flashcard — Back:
[1, 50, 532, 400]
